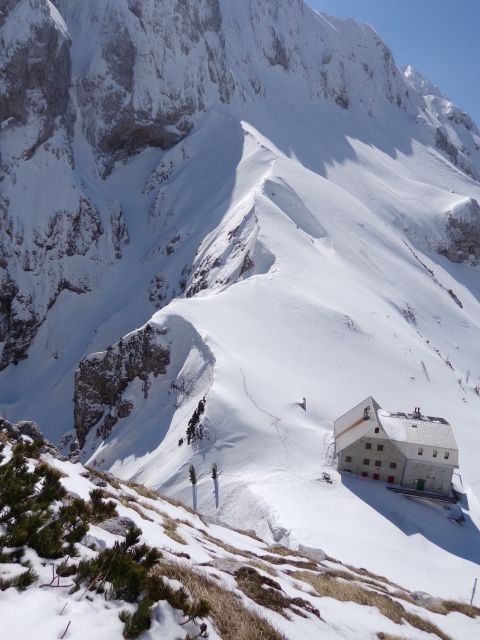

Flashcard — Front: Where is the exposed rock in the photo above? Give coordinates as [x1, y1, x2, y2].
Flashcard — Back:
[239, 252, 254, 276]
[74, 325, 171, 447]
[97, 516, 136, 537]
[69, 0, 232, 175]
[0, 416, 60, 456]
[210, 557, 245, 575]
[438, 199, 480, 263]
[411, 591, 444, 610]
[14, 420, 44, 442]
[298, 545, 327, 564]
[435, 128, 479, 181]
[90, 477, 108, 488]
[0, 197, 104, 370]
[110, 203, 129, 259]
[0, 0, 72, 163]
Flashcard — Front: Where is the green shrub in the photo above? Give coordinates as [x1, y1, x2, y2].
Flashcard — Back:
[120, 599, 153, 638]
[0, 567, 38, 591]
[90, 489, 118, 521]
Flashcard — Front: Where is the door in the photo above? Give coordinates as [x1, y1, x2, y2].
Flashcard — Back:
[416, 479, 426, 491]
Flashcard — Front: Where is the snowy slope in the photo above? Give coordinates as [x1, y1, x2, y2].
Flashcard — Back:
[1, 0, 480, 608]
[1, 430, 480, 640]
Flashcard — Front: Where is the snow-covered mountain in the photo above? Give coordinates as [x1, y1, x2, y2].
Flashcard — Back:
[2, 0, 480, 609]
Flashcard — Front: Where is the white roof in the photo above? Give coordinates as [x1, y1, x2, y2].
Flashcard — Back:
[334, 397, 458, 462]
[377, 409, 458, 451]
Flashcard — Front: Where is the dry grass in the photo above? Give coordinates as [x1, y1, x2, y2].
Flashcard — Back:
[262, 554, 318, 570]
[269, 544, 304, 558]
[411, 598, 480, 618]
[157, 561, 287, 640]
[227, 525, 264, 543]
[293, 571, 451, 640]
[245, 558, 278, 577]
[200, 531, 255, 559]
[116, 493, 154, 522]
[122, 494, 187, 545]
[160, 512, 187, 545]
[235, 566, 321, 620]
[377, 633, 409, 640]
[86, 467, 122, 489]
[344, 563, 404, 591]
[119, 478, 159, 500]
[441, 600, 480, 618]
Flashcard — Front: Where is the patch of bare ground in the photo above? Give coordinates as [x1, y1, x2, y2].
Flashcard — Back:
[292, 571, 452, 640]
[157, 562, 287, 640]
[235, 566, 322, 620]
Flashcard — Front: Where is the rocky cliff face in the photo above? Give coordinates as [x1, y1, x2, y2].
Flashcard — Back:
[0, 0, 72, 164]
[74, 323, 171, 447]
[59, 0, 233, 176]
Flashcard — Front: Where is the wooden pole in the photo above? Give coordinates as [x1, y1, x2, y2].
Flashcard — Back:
[470, 578, 478, 606]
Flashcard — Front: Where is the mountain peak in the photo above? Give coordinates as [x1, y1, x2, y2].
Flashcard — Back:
[403, 63, 444, 98]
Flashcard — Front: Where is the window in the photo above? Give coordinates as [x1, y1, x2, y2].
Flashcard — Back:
[444, 451, 450, 460]
[374, 460, 381, 467]
[373, 473, 380, 480]
[389, 462, 397, 469]
[361, 471, 368, 478]
[387, 476, 395, 484]
[433, 450, 438, 458]
[363, 458, 370, 466]
[418, 448, 423, 456]
[374, 427, 380, 434]
[365, 442, 372, 450]
[345, 455, 352, 463]
[377, 444, 384, 452]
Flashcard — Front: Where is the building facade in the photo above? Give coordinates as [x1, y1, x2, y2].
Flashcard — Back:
[334, 397, 459, 496]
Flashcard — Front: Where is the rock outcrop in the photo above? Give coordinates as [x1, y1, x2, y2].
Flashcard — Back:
[74, 324, 171, 447]
[438, 199, 480, 263]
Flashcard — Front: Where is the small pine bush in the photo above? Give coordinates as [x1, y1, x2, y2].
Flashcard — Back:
[15, 568, 39, 591]
[120, 598, 153, 638]
[124, 523, 142, 548]
[0, 567, 38, 591]
[35, 464, 67, 506]
[90, 489, 118, 521]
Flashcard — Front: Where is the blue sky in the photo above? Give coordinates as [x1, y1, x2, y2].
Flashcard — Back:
[309, 0, 480, 125]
